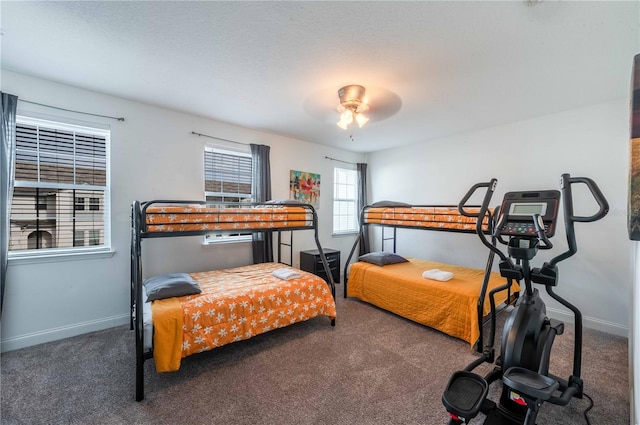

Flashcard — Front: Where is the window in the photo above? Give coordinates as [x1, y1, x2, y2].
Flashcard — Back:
[9, 116, 110, 255]
[74, 230, 85, 247]
[333, 167, 358, 234]
[88, 230, 100, 246]
[203, 146, 252, 243]
[74, 197, 85, 211]
[36, 195, 47, 211]
[27, 231, 52, 250]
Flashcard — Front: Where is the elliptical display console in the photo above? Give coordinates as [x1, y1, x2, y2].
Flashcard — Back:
[499, 190, 560, 238]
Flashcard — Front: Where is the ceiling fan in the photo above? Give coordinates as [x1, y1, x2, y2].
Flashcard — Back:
[303, 84, 402, 132]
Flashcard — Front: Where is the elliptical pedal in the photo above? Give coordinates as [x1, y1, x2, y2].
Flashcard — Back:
[442, 371, 489, 422]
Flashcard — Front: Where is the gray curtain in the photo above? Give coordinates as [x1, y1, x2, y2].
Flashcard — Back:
[1, 92, 18, 316]
[357, 162, 370, 256]
[250, 144, 273, 263]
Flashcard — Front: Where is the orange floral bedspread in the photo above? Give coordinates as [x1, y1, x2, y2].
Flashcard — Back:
[347, 258, 517, 347]
[364, 207, 490, 232]
[151, 262, 336, 372]
[144, 205, 312, 233]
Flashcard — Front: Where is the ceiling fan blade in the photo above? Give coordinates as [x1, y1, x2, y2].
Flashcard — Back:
[365, 87, 402, 122]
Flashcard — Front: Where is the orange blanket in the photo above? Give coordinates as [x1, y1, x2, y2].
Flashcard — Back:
[145, 205, 311, 232]
[347, 258, 517, 347]
[151, 262, 336, 372]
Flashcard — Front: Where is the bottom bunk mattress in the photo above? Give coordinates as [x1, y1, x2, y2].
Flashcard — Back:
[347, 258, 517, 347]
[146, 262, 337, 372]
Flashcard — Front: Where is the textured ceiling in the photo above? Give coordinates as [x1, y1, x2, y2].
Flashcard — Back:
[1, 1, 638, 153]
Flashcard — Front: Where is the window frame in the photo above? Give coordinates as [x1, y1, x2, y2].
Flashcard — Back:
[8, 115, 112, 261]
[332, 167, 359, 235]
[203, 145, 253, 245]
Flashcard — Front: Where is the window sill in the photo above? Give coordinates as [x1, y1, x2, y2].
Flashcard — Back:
[332, 231, 359, 237]
[202, 239, 253, 247]
[8, 248, 116, 265]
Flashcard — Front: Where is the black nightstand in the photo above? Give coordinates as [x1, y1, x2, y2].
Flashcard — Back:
[300, 248, 340, 284]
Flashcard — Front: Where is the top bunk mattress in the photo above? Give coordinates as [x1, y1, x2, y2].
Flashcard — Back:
[363, 206, 490, 232]
[143, 203, 313, 233]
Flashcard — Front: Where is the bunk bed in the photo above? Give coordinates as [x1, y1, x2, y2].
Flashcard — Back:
[131, 200, 337, 401]
[343, 202, 517, 350]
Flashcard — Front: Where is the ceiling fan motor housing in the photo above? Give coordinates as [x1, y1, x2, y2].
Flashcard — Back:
[338, 85, 368, 112]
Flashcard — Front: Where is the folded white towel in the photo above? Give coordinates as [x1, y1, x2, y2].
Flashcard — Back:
[272, 268, 302, 281]
[422, 269, 453, 282]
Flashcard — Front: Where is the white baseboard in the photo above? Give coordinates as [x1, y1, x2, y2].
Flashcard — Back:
[0, 313, 130, 353]
[546, 307, 628, 338]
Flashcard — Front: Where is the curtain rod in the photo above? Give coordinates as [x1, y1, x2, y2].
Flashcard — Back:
[325, 156, 356, 165]
[191, 131, 249, 146]
[19, 99, 125, 121]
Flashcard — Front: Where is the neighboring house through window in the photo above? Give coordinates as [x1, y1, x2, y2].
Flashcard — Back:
[8, 116, 110, 255]
[203, 145, 252, 243]
[333, 167, 358, 234]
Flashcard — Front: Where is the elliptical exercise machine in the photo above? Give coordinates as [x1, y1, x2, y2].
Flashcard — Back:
[442, 174, 609, 425]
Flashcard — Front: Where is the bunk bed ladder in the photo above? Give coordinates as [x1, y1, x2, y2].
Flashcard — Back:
[277, 230, 293, 266]
[381, 226, 397, 253]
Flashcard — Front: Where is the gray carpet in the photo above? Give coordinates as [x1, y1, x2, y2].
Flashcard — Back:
[0, 296, 629, 424]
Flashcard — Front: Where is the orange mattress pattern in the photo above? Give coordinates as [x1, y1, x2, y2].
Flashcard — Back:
[144, 205, 312, 233]
[364, 207, 489, 232]
[347, 258, 517, 347]
[151, 262, 336, 372]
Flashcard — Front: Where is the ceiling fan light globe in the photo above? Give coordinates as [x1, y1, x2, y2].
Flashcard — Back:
[337, 109, 354, 129]
[355, 113, 369, 128]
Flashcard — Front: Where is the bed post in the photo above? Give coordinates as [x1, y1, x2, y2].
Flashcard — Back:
[309, 205, 336, 302]
[130, 205, 135, 331]
[343, 205, 368, 298]
[132, 201, 145, 401]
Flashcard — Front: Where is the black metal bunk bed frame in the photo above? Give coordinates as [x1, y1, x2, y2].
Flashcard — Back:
[342, 203, 516, 354]
[130, 200, 336, 401]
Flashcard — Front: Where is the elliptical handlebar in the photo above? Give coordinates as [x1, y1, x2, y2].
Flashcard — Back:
[458, 179, 497, 219]
[458, 179, 511, 266]
[562, 174, 609, 223]
[548, 174, 609, 268]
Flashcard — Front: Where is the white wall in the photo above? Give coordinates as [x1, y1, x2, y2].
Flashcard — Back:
[1, 70, 365, 351]
[367, 99, 631, 336]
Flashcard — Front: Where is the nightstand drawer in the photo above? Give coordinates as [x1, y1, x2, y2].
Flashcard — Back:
[312, 254, 339, 266]
[300, 248, 340, 284]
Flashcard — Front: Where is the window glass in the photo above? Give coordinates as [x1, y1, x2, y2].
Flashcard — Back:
[203, 146, 252, 243]
[9, 116, 110, 255]
[333, 167, 358, 234]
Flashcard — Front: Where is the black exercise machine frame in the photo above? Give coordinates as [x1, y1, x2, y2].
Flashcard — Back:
[130, 199, 336, 402]
[442, 174, 610, 424]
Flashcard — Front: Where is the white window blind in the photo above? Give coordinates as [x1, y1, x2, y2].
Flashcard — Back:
[9, 116, 110, 255]
[204, 145, 253, 243]
[204, 146, 252, 202]
[333, 167, 358, 234]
